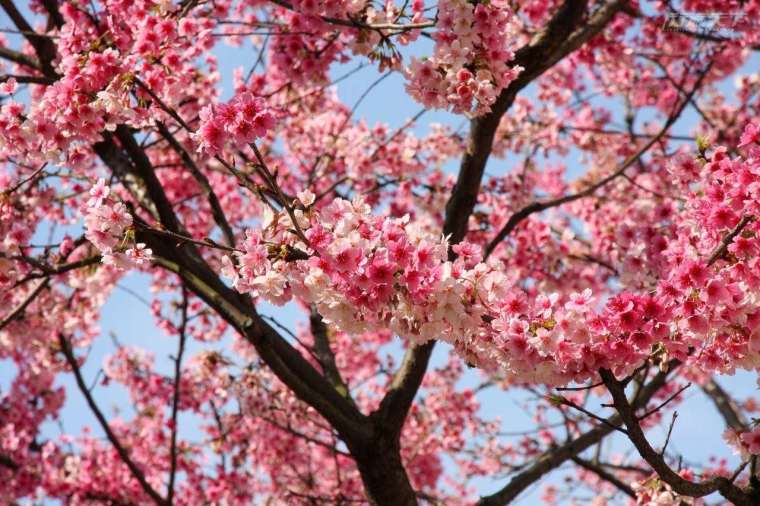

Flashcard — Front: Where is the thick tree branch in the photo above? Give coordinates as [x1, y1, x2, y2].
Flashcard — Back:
[148, 255, 370, 445]
[702, 379, 748, 431]
[113, 126, 185, 234]
[0, 46, 41, 71]
[599, 368, 753, 505]
[0, 452, 19, 471]
[376, 0, 625, 444]
[309, 306, 356, 408]
[0, 73, 53, 84]
[103, 68, 404, 506]
[95, 126, 370, 451]
[478, 362, 674, 506]
[93, 137, 163, 221]
[445, 0, 598, 244]
[0, 0, 57, 76]
[39, 0, 65, 29]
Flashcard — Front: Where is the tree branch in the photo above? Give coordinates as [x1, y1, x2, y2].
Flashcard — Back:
[309, 306, 356, 408]
[154, 121, 236, 248]
[0, 73, 54, 84]
[57, 334, 168, 506]
[707, 215, 753, 266]
[95, 126, 371, 469]
[375, 0, 624, 443]
[0, 452, 19, 471]
[39, 0, 65, 29]
[571, 456, 636, 497]
[0, 46, 41, 70]
[0, 0, 57, 76]
[484, 57, 714, 257]
[148, 255, 370, 445]
[0, 279, 49, 332]
[599, 368, 753, 505]
[702, 378, 748, 431]
[166, 287, 189, 505]
[478, 362, 674, 506]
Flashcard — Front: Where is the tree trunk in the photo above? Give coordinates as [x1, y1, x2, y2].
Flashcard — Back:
[350, 436, 418, 506]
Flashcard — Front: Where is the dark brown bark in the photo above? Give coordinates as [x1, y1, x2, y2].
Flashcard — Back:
[94, 129, 371, 444]
[376, 0, 594, 433]
[349, 435, 418, 506]
[0, 452, 19, 471]
[310, 307, 356, 408]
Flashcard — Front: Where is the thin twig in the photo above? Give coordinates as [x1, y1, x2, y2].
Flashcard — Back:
[660, 411, 678, 456]
[167, 287, 189, 504]
[707, 216, 753, 266]
[638, 382, 691, 421]
[484, 58, 715, 258]
[57, 334, 168, 505]
[0, 279, 49, 332]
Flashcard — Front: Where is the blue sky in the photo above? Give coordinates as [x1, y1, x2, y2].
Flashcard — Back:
[2, 4, 760, 504]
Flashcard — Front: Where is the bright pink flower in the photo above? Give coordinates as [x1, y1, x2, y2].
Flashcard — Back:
[740, 428, 760, 454]
[738, 122, 760, 147]
[565, 288, 593, 313]
[367, 255, 395, 284]
[686, 262, 710, 287]
[125, 243, 153, 266]
[703, 279, 730, 305]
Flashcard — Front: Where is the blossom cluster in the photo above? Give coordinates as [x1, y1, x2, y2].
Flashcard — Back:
[221, 227, 290, 306]
[195, 92, 276, 155]
[300, 200, 484, 341]
[257, 1, 426, 85]
[287, 0, 365, 18]
[218, 123, 760, 387]
[724, 426, 760, 460]
[84, 179, 152, 269]
[0, 1, 221, 166]
[480, 125, 760, 383]
[631, 475, 703, 506]
[266, 11, 350, 85]
[4, 0, 760, 502]
[220, 194, 648, 385]
[405, 0, 523, 114]
[0, 173, 37, 289]
[83, 179, 131, 251]
[221, 194, 494, 343]
[220, 195, 664, 384]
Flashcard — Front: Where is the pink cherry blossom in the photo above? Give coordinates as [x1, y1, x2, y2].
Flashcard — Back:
[740, 428, 760, 455]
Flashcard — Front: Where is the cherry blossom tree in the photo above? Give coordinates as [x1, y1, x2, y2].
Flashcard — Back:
[2, 0, 760, 504]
